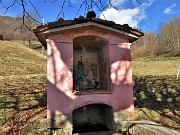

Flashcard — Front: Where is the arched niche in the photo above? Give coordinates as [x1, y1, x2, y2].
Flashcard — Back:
[73, 35, 109, 93]
[72, 104, 114, 134]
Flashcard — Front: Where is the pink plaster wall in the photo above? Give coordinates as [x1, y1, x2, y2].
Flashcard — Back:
[47, 26, 134, 118]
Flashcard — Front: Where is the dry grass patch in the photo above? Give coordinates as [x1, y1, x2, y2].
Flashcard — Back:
[131, 56, 180, 131]
[132, 56, 180, 76]
[0, 41, 47, 134]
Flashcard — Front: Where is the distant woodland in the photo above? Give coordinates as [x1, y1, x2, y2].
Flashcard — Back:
[0, 15, 179, 58]
[132, 16, 180, 58]
[0, 15, 38, 41]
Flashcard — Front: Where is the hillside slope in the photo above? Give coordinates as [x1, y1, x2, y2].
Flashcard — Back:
[132, 56, 180, 76]
[131, 56, 180, 132]
[0, 16, 38, 40]
[0, 40, 46, 77]
[0, 41, 46, 134]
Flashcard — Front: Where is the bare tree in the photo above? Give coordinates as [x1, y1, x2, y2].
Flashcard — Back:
[0, 15, 38, 41]
[1, 0, 41, 31]
[0, 16, 18, 40]
[16, 12, 40, 46]
[131, 16, 180, 58]
[131, 32, 157, 58]
[158, 17, 180, 56]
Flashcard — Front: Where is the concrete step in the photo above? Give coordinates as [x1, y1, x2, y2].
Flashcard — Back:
[119, 121, 180, 135]
[73, 131, 121, 135]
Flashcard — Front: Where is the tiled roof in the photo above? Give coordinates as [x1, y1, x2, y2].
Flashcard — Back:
[34, 17, 143, 35]
[33, 15, 144, 48]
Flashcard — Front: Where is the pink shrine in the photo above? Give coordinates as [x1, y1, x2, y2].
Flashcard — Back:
[34, 11, 143, 134]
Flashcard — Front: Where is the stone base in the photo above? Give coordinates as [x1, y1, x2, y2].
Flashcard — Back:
[115, 121, 180, 135]
[34, 112, 179, 135]
[73, 131, 120, 135]
[32, 113, 72, 135]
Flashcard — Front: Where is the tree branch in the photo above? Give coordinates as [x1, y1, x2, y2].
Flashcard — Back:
[135, 0, 142, 4]
[4, 0, 17, 14]
[67, 0, 72, 7]
[28, 0, 42, 18]
[50, 0, 58, 3]
[2, 0, 143, 25]
[92, 0, 106, 19]
[75, 0, 86, 18]
[56, 0, 66, 19]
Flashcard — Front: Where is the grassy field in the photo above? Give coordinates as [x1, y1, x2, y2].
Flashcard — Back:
[132, 56, 180, 76]
[131, 56, 180, 131]
[0, 41, 47, 134]
[0, 41, 179, 134]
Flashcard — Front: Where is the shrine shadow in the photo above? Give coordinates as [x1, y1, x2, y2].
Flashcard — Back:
[0, 85, 47, 134]
[133, 75, 180, 130]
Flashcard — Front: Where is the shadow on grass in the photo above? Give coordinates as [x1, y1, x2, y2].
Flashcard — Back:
[133, 75, 180, 130]
[0, 84, 47, 134]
